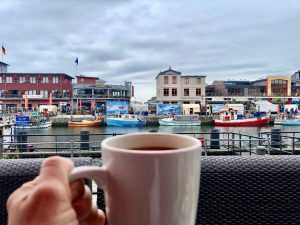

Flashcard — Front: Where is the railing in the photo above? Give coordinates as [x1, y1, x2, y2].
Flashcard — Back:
[0, 132, 280, 159]
[259, 131, 300, 155]
[73, 95, 131, 99]
[1, 131, 300, 159]
[0, 94, 70, 99]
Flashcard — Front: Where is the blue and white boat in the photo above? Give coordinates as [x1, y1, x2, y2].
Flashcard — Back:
[106, 114, 146, 127]
[15, 115, 52, 129]
[274, 119, 300, 126]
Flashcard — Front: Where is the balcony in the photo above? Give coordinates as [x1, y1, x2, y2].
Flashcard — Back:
[73, 94, 131, 100]
[0, 94, 23, 99]
[0, 94, 71, 100]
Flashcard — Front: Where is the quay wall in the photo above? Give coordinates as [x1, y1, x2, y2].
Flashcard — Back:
[51, 115, 97, 127]
[51, 115, 215, 126]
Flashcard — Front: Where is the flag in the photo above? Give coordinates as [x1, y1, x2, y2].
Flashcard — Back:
[75, 57, 78, 65]
[2, 45, 5, 55]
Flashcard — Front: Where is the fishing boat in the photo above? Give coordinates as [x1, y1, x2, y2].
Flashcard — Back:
[214, 109, 270, 126]
[106, 114, 146, 127]
[159, 115, 201, 126]
[68, 119, 101, 127]
[15, 115, 52, 129]
[274, 119, 300, 126]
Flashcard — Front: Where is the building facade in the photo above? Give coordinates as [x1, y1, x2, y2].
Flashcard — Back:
[73, 75, 132, 112]
[0, 63, 73, 109]
[156, 67, 206, 104]
[206, 75, 300, 104]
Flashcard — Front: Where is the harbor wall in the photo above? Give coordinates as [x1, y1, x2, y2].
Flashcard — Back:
[51, 115, 215, 126]
[51, 115, 97, 127]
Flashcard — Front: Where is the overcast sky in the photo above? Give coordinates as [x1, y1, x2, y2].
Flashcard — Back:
[1, 0, 300, 101]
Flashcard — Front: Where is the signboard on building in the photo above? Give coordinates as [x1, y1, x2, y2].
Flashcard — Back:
[211, 104, 224, 113]
[106, 101, 129, 114]
[23, 95, 43, 99]
[156, 104, 181, 115]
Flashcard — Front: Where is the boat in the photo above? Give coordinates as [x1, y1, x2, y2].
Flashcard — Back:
[106, 114, 146, 127]
[159, 115, 201, 126]
[15, 115, 52, 129]
[274, 119, 300, 126]
[214, 109, 270, 126]
[68, 119, 101, 127]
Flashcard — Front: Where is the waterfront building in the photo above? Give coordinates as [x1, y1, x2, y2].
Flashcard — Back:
[0, 62, 8, 73]
[73, 75, 132, 113]
[292, 70, 300, 87]
[206, 75, 300, 104]
[0, 62, 73, 110]
[156, 67, 206, 104]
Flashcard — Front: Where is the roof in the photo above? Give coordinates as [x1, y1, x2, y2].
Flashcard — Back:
[0, 61, 9, 66]
[182, 75, 206, 78]
[0, 73, 74, 79]
[156, 67, 181, 79]
[76, 75, 99, 79]
[155, 67, 206, 79]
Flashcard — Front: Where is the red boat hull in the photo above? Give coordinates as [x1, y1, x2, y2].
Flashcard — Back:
[214, 117, 270, 126]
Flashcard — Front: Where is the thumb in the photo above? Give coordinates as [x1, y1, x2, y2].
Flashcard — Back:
[39, 156, 74, 188]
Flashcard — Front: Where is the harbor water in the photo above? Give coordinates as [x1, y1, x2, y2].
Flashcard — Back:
[20, 124, 300, 144]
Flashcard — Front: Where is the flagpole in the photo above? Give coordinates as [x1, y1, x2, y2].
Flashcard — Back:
[1, 43, 3, 63]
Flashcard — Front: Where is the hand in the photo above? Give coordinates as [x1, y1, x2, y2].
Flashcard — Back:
[7, 156, 105, 225]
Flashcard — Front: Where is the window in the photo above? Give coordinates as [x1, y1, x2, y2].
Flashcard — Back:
[184, 88, 189, 96]
[25, 90, 37, 95]
[42, 77, 48, 83]
[172, 88, 177, 96]
[183, 101, 190, 104]
[30, 77, 36, 83]
[171, 101, 177, 104]
[184, 78, 189, 84]
[6, 76, 12, 83]
[196, 88, 201, 96]
[164, 76, 168, 84]
[19, 77, 25, 83]
[163, 101, 169, 104]
[40, 90, 48, 98]
[195, 101, 201, 104]
[164, 88, 169, 96]
[172, 76, 177, 84]
[53, 77, 59, 83]
[197, 78, 201, 84]
[0, 77, 2, 83]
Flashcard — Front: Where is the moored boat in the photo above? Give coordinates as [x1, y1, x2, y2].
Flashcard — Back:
[274, 119, 300, 126]
[106, 114, 146, 127]
[159, 115, 201, 126]
[214, 109, 270, 126]
[15, 115, 51, 129]
[68, 119, 101, 127]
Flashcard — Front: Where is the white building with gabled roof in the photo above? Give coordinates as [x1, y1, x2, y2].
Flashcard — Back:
[156, 67, 206, 104]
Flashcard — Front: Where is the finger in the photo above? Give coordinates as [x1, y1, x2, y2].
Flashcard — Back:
[79, 204, 105, 225]
[72, 185, 93, 221]
[70, 179, 85, 202]
[39, 156, 74, 187]
[6, 180, 37, 209]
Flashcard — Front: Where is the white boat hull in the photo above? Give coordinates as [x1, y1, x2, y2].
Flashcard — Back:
[159, 118, 201, 126]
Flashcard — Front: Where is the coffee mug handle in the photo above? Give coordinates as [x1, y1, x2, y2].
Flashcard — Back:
[69, 166, 108, 188]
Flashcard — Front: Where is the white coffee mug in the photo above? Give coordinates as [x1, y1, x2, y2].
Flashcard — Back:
[70, 133, 201, 225]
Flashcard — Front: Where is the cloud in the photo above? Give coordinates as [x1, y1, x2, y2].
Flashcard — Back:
[1, 0, 300, 101]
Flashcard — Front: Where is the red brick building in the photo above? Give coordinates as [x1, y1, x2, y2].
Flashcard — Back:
[0, 72, 73, 109]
